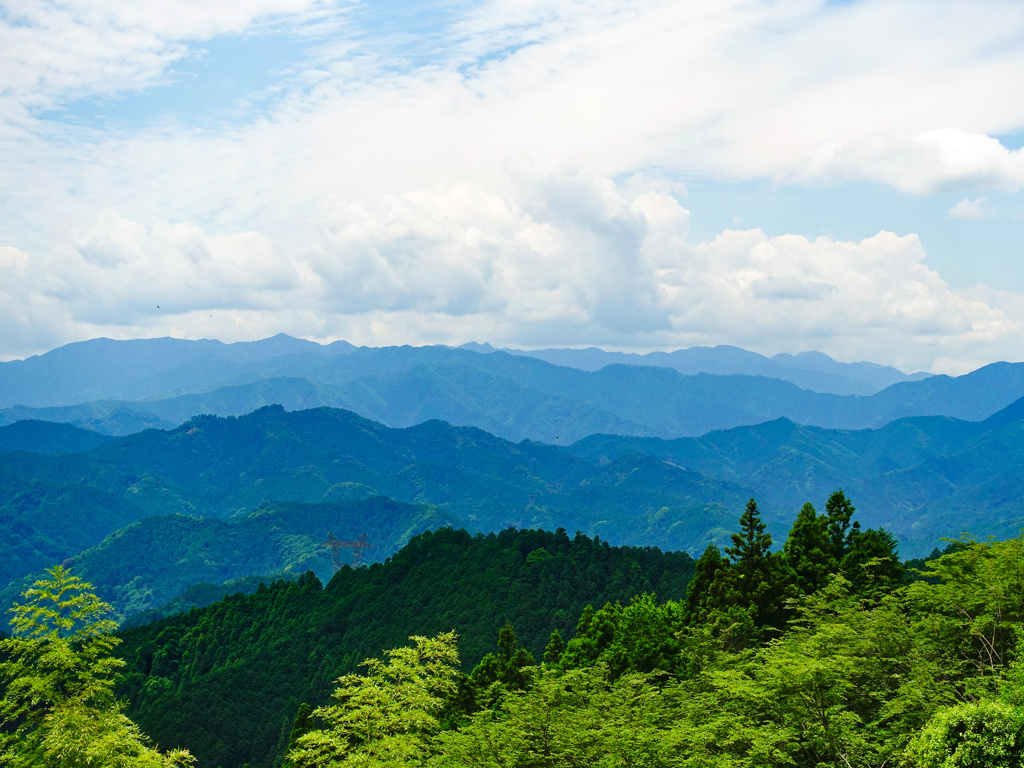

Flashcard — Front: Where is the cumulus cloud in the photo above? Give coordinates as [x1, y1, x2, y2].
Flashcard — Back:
[2, 171, 1022, 372]
[50, 210, 303, 325]
[2, 0, 1024, 370]
[307, 166, 678, 336]
[805, 130, 1024, 194]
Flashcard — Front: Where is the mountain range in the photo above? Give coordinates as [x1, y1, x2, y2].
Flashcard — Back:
[2, 337, 1022, 444]
[4, 391, 1024, 625]
[0, 335, 926, 410]
[0, 405, 745, 620]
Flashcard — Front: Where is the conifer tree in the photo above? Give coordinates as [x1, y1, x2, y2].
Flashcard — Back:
[723, 498, 787, 633]
[283, 703, 314, 765]
[544, 629, 566, 665]
[470, 621, 536, 694]
[825, 490, 859, 562]
[783, 502, 833, 595]
[841, 527, 905, 593]
[684, 544, 729, 624]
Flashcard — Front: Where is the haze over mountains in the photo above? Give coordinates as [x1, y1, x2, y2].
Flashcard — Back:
[4, 333, 1024, 630]
[0, 334, 927, 408]
[2, 335, 1022, 444]
[4, 391, 1024, 624]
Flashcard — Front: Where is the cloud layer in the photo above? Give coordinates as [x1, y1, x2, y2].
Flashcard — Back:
[1, 0, 1023, 371]
[2, 170, 1019, 373]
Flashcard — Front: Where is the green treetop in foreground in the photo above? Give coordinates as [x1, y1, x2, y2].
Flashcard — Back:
[287, 533, 1024, 768]
[0, 566, 193, 767]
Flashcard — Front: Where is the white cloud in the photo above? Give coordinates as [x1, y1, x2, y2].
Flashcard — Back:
[4, 0, 1024, 251]
[949, 196, 995, 219]
[0, 0, 343, 111]
[805, 130, 1024, 194]
[2, 0, 1024, 370]
[2, 171, 1022, 373]
[53, 210, 302, 325]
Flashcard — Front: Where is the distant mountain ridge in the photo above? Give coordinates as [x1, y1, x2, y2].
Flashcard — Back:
[2, 350, 1022, 445]
[1, 334, 927, 410]
[472, 342, 931, 395]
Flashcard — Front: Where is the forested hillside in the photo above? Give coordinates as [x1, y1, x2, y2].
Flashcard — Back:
[114, 526, 696, 768]
[0, 497, 461, 624]
[109, 505, 1024, 768]
[4, 487, 1021, 767]
[0, 406, 744, 602]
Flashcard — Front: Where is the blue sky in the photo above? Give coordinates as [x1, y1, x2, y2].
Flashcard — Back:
[1, 0, 1023, 373]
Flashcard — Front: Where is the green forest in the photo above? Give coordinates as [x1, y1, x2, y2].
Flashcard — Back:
[4, 492, 1024, 767]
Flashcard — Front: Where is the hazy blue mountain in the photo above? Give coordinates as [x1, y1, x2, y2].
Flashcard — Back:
[4, 353, 1023, 443]
[0, 402, 177, 434]
[496, 343, 930, 395]
[0, 419, 114, 454]
[567, 394, 1024, 555]
[0, 335, 931, 414]
[3, 395, 1024, 629]
[0, 333, 355, 408]
[195, 354, 1024, 436]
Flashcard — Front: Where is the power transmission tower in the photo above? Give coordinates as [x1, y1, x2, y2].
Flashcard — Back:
[324, 532, 373, 571]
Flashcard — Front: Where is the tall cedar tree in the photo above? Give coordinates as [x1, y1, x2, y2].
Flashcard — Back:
[841, 527, 905, 593]
[783, 502, 833, 596]
[825, 490, 859, 563]
[684, 544, 728, 625]
[723, 498, 788, 633]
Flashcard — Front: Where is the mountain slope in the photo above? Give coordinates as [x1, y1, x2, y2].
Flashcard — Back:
[1, 497, 461, 623]
[0, 406, 747, 595]
[114, 526, 697, 768]
[567, 395, 1024, 554]
[0, 419, 115, 454]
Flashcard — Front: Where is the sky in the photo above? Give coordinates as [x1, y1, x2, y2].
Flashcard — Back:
[1, 0, 1023, 373]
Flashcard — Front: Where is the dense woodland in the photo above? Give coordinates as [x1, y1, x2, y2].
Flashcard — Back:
[6, 490, 1022, 766]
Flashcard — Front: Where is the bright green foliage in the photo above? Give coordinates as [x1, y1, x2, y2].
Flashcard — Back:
[910, 700, 1024, 768]
[115, 504, 1024, 768]
[542, 629, 564, 666]
[0, 566, 193, 767]
[287, 632, 460, 767]
[116, 526, 694, 768]
[691, 577, 921, 767]
[906, 536, 1024, 697]
[431, 665, 680, 768]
